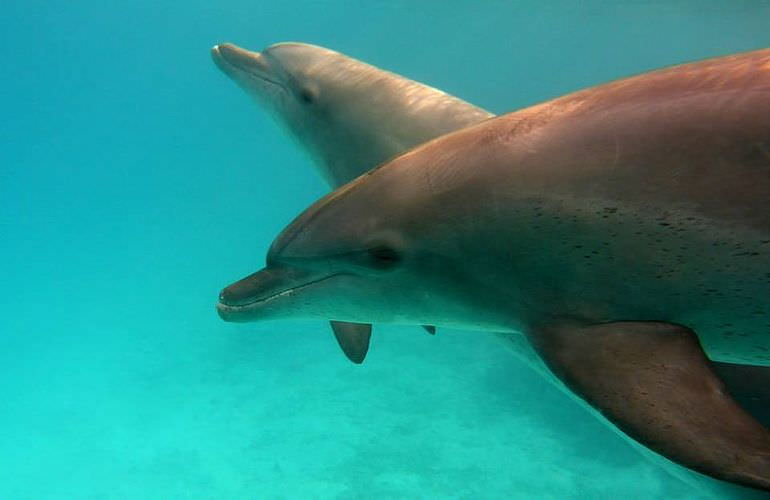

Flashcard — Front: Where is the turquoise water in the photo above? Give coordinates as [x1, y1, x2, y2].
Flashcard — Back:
[2, 1, 769, 498]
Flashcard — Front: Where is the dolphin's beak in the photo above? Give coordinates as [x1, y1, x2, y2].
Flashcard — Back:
[211, 44, 261, 72]
[216, 265, 334, 322]
[211, 43, 281, 89]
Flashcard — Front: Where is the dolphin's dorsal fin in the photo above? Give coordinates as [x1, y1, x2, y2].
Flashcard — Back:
[527, 321, 770, 491]
[330, 321, 372, 364]
[422, 325, 436, 335]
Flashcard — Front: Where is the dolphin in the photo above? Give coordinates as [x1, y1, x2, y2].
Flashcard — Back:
[217, 48, 770, 491]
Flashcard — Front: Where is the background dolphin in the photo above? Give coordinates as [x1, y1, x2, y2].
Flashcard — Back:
[214, 47, 763, 492]
[211, 42, 492, 187]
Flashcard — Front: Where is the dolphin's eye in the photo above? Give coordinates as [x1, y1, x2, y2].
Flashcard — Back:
[366, 245, 401, 270]
[299, 88, 315, 104]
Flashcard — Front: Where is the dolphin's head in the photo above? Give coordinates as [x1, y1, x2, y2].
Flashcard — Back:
[211, 42, 340, 124]
[210, 42, 379, 176]
[216, 164, 434, 325]
[211, 41, 492, 186]
[216, 149, 509, 329]
[210, 41, 406, 185]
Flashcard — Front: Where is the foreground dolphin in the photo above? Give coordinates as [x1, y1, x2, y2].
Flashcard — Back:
[217, 48, 770, 491]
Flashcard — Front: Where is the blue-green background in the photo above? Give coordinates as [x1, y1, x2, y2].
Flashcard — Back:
[2, 1, 769, 498]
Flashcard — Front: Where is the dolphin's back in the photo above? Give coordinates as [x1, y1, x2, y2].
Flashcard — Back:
[567, 48, 770, 110]
[467, 48, 770, 232]
[319, 72, 494, 188]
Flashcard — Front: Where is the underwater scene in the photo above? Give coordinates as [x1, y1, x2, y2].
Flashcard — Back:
[3, 1, 770, 498]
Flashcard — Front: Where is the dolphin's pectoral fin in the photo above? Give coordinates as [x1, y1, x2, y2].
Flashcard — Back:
[527, 321, 770, 491]
[422, 325, 436, 335]
[330, 321, 372, 364]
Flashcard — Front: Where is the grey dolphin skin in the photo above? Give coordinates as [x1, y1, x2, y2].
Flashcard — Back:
[217, 48, 770, 492]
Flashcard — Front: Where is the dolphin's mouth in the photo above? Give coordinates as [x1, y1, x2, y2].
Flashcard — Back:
[216, 267, 339, 321]
[219, 274, 338, 309]
[211, 43, 288, 93]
